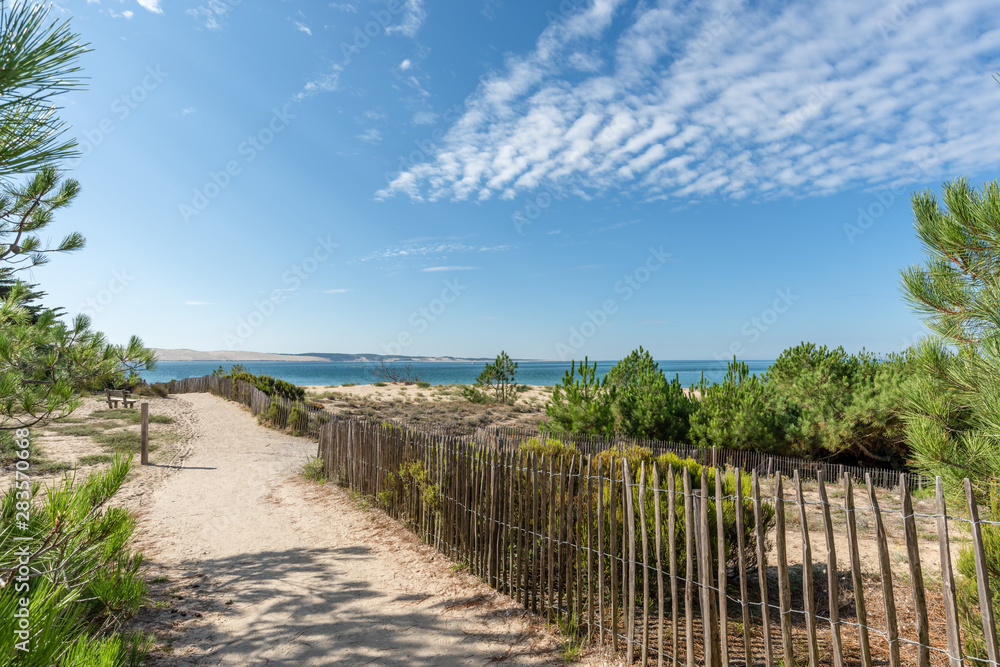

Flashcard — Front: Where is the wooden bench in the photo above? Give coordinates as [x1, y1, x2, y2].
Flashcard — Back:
[105, 389, 138, 409]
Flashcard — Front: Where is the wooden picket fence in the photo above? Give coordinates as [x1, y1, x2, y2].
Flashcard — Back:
[318, 419, 996, 667]
[167, 375, 999, 665]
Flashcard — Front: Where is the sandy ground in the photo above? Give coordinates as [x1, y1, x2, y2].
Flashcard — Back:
[303, 382, 554, 403]
[128, 393, 612, 666]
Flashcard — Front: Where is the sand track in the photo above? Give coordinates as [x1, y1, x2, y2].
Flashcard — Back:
[130, 393, 600, 666]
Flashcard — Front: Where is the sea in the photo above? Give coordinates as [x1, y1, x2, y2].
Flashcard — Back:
[140, 359, 774, 388]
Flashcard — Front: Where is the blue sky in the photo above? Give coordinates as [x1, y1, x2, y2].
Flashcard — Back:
[33, 0, 1000, 361]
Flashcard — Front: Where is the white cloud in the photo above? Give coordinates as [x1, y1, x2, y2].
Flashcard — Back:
[187, 0, 237, 29]
[400, 59, 412, 71]
[421, 266, 477, 272]
[360, 240, 510, 262]
[330, 2, 357, 12]
[386, 0, 425, 37]
[294, 21, 312, 35]
[324, 288, 352, 294]
[181, 107, 196, 115]
[296, 67, 341, 101]
[137, 0, 162, 14]
[357, 128, 383, 143]
[378, 0, 1000, 204]
[185, 300, 214, 306]
[412, 110, 438, 125]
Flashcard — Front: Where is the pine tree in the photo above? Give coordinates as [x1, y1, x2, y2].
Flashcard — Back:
[900, 177, 1000, 503]
[0, 4, 154, 432]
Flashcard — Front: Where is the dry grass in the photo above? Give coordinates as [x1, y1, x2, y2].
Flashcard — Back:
[311, 383, 553, 434]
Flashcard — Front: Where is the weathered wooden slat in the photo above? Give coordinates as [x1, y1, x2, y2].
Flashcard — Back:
[654, 465, 665, 667]
[559, 455, 569, 621]
[774, 474, 794, 667]
[698, 470, 718, 667]
[576, 455, 584, 626]
[625, 460, 637, 664]
[795, 471, 819, 667]
[610, 458, 619, 652]
[598, 457, 607, 645]
[753, 471, 774, 667]
[817, 472, 844, 667]
[844, 474, 872, 667]
[734, 468, 752, 667]
[684, 468, 695, 667]
[640, 463, 651, 667]
[936, 477, 964, 667]
[668, 466, 679, 667]
[587, 456, 595, 638]
[547, 455, 556, 622]
[715, 467, 729, 667]
[966, 477, 1000, 665]
[900, 474, 929, 667]
[867, 474, 900, 667]
[532, 453, 541, 615]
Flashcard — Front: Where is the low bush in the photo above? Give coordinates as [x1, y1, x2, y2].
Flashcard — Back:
[519, 437, 580, 459]
[301, 456, 325, 482]
[0, 456, 151, 664]
[378, 459, 442, 516]
[212, 365, 305, 401]
[594, 447, 772, 583]
[542, 358, 615, 436]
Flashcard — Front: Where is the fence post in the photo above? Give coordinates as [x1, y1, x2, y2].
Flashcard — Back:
[140, 402, 149, 466]
[936, 478, 964, 667]
[966, 478, 1000, 665]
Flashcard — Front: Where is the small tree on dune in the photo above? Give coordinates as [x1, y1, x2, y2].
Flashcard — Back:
[467, 351, 522, 404]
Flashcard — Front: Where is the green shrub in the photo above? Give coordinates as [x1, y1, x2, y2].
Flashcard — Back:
[519, 437, 580, 459]
[148, 382, 170, 398]
[606, 348, 696, 442]
[542, 358, 615, 436]
[373, 381, 387, 387]
[460, 385, 490, 404]
[416, 381, 431, 389]
[377, 459, 441, 517]
[590, 447, 770, 574]
[217, 367, 306, 402]
[0, 456, 149, 664]
[689, 358, 790, 453]
[301, 456, 325, 482]
[288, 406, 304, 433]
[263, 401, 282, 426]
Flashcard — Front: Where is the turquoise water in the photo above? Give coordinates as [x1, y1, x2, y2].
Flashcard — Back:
[141, 360, 773, 388]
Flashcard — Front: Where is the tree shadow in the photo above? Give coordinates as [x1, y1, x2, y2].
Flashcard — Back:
[133, 546, 557, 666]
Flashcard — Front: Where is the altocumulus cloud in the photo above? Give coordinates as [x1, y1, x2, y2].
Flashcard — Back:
[377, 0, 1000, 203]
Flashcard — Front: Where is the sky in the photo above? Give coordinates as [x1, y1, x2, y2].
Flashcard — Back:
[28, 0, 1000, 361]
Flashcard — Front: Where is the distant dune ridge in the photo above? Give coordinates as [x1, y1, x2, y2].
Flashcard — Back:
[151, 349, 493, 363]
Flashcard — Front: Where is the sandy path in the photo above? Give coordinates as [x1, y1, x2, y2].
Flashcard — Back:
[133, 393, 601, 666]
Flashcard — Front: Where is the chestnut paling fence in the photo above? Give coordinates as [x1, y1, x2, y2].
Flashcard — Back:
[169, 376, 989, 666]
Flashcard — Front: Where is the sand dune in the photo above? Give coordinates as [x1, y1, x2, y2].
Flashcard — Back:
[153, 348, 331, 362]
